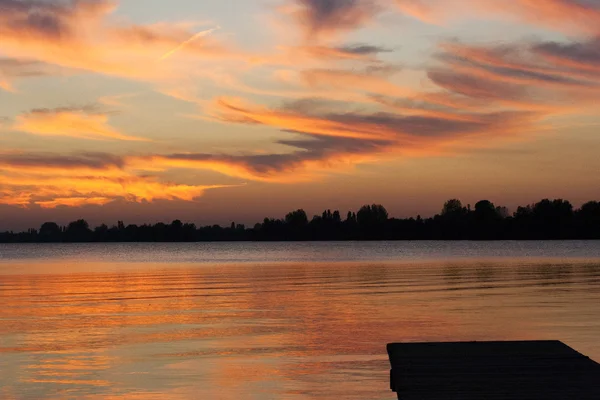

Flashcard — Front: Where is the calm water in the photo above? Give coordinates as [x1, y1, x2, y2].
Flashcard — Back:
[1, 241, 600, 399]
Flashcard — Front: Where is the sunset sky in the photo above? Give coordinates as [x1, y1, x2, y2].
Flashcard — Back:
[1, 0, 600, 230]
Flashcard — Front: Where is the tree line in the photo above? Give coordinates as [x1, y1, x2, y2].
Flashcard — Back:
[1, 198, 599, 243]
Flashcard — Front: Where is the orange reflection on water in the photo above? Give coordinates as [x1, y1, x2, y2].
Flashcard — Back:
[1, 260, 600, 399]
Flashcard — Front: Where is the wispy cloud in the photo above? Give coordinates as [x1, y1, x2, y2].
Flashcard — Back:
[130, 134, 389, 183]
[12, 107, 149, 141]
[284, 0, 380, 41]
[0, 151, 234, 208]
[533, 37, 600, 73]
[295, 43, 390, 61]
[98, 92, 144, 108]
[0, 152, 125, 172]
[0, 0, 240, 84]
[300, 66, 408, 98]
[0, 58, 64, 91]
[207, 95, 543, 159]
[394, 0, 600, 34]
[428, 39, 600, 114]
[159, 26, 220, 60]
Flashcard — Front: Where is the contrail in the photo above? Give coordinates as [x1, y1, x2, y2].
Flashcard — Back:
[160, 27, 220, 61]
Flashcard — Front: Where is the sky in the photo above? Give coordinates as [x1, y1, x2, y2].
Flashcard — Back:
[1, 0, 600, 230]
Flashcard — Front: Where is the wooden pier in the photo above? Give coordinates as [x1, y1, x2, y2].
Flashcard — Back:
[387, 340, 600, 399]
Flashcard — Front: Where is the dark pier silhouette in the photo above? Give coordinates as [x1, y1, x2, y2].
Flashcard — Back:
[387, 340, 600, 399]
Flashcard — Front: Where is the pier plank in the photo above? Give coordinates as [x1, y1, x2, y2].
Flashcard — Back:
[387, 341, 600, 400]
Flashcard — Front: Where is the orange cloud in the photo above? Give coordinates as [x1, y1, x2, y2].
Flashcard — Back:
[159, 22, 600, 186]
[1, 175, 229, 208]
[210, 96, 542, 144]
[36, 197, 114, 209]
[395, 0, 600, 34]
[12, 107, 148, 141]
[481, 0, 600, 34]
[209, 97, 392, 140]
[300, 67, 410, 98]
[132, 155, 316, 183]
[428, 40, 600, 114]
[0, 79, 13, 92]
[122, 95, 548, 185]
[130, 146, 383, 184]
[394, 0, 441, 24]
[0, 0, 239, 84]
[202, 94, 547, 171]
[228, 66, 480, 112]
[0, 152, 233, 208]
[163, 69, 378, 107]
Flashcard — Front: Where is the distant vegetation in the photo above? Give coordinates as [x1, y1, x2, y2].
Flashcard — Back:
[1, 199, 600, 242]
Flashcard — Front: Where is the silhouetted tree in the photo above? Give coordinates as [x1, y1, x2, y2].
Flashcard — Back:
[285, 209, 309, 227]
[332, 210, 341, 223]
[532, 199, 574, 239]
[442, 199, 466, 216]
[346, 211, 357, 223]
[65, 219, 92, 242]
[474, 200, 496, 217]
[183, 223, 198, 241]
[168, 220, 184, 242]
[577, 201, 600, 239]
[39, 222, 62, 242]
[472, 200, 502, 239]
[496, 206, 509, 219]
[438, 199, 469, 239]
[357, 204, 388, 238]
[94, 224, 109, 241]
[357, 205, 388, 225]
[284, 209, 308, 240]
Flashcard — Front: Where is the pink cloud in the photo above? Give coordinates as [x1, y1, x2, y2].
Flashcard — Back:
[395, 0, 600, 34]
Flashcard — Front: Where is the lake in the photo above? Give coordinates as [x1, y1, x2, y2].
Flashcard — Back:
[1, 241, 600, 399]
